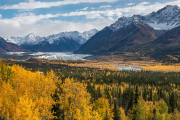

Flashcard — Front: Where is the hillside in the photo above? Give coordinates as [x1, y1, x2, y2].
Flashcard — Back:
[0, 37, 29, 53]
[141, 24, 180, 62]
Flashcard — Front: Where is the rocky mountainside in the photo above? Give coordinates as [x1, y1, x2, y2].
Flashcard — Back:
[0, 37, 29, 53]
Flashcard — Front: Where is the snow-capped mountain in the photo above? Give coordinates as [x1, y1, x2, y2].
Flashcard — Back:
[5, 29, 98, 46]
[45, 29, 98, 45]
[5, 33, 45, 46]
[4, 29, 98, 52]
[109, 16, 151, 31]
[46, 31, 85, 45]
[79, 29, 99, 41]
[109, 5, 180, 31]
[139, 5, 180, 30]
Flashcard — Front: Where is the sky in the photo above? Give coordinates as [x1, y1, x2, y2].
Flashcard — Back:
[0, 0, 180, 37]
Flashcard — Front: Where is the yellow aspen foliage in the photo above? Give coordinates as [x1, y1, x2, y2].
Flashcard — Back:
[148, 99, 171, 120]
[129, 96, 147, 120]
[0, 81, 17, 119]
[15, 92, 40, 120]
[106, 72, 111, 76]
[0, 64, 58, 119]
[119, 107, 125, 120]
[59, 78, 101, 120]
[144, 101, 153, 119]
[93, 98, 113, 120]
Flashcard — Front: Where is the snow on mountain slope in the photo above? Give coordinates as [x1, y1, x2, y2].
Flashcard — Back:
[109, 5, 180, 31]
[46, 31, 85, 44]
[80, 29, 99, 40]
[109, 16, 149, 31]
[5, 33, 45, 45]
[5, 29, 98, 46]
[47, 29, 98, 45]
[141, 5, 180, 30]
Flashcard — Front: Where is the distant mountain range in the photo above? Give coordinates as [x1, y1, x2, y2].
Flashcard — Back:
[4, 29, 98, 52]
[75, 5, 180, 61]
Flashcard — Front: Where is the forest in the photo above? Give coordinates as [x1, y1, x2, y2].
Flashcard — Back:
[0, 59, 180, 120]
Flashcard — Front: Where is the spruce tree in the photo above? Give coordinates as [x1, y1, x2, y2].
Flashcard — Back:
[113, 98, 120, 120]
[134, 85, 139, 105]
[169, 91, 176, 113]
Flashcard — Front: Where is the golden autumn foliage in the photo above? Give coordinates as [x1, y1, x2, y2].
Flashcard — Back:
[140, 65, 180, 72]
[59, 78, 101, 120]
[93, 97, 113, 120]
[119, 107, 126, 120]
[0, 63, 58, 119]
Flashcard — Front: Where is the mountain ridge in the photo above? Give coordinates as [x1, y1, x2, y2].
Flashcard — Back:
[5, 29, 98, 46]
[4, 29, 98, 52]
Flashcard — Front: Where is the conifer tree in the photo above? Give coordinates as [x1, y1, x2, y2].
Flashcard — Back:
[113, 98, 120, 120]
[169, 91, 176, 113]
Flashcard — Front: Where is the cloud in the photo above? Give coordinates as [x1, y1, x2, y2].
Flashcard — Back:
[91, 7, 96, 10]
[59, 1, 180, 19]
[138, 2, 150, 5]
[81, 7, 89, 10]
[0, 15, 115, 37]
[99, 5, 112, 9]
[126, 3, 135, 6]
[1, 12, 61, 24]
[59, 9, 121, 20]
[0, 0, 118, 10]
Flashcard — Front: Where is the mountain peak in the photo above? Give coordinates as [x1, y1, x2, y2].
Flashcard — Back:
[25, 33, 38, 39]
[164, 5, 179, 9]
[109, 15, 148, 31]
[80, 29, 99, 41]
[156, 5, 180, 14]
